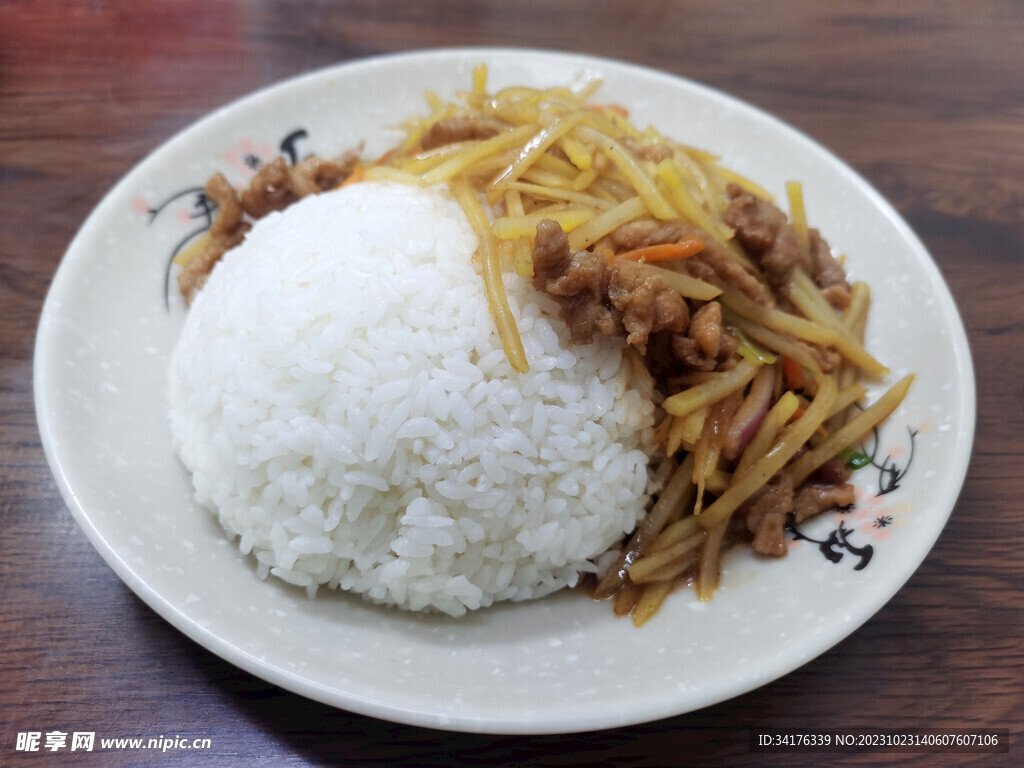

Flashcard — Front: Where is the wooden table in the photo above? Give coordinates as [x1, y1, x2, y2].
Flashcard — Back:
[2, 2, 1021, 765]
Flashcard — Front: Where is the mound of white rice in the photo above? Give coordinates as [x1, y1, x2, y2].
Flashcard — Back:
[169, 181, 657, 616]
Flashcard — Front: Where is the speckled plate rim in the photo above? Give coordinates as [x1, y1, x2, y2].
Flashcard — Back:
[34, 47, 975, 734]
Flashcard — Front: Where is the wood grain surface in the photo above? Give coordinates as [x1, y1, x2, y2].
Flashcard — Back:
[2, 1, 1021, 765]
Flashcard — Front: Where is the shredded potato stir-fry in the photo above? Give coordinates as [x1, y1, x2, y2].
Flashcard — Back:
[372, 65, 912, 624]
[369, 64, 758, 364]
[178, 65, 914, 626]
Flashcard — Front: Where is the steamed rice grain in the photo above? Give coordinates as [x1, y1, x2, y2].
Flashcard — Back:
[169, 181, 657, 616]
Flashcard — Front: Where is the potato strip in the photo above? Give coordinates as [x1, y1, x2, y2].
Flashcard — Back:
[695, 520, 728, 602]
[714, 165, 775, 201]
[734, 391, 800, 478]
[678, 406, 708, 447]
[503, 180, 613, 211]
[628, 532, 705, 583]
[786, 375, 914, 486]
[502, 189, 533, 277]
[828, 384, 868, 419]
[699, 375, 838, 530]
[653, 158, 731, 241]
[786, 180, 810, 256]
[721, 286, 888, 377]
[832, 282, 872, 418]
[612, 582, 642, 617]
[666, 415, 689, 456]
[788, 267, 848, 334]
[649, 515, 702, 554]
[721, 308, 823, 375]
[705, 469, 732, 494]
[845, 281, 871, 337]
[693, 391, 739, 515]
[672, 149, 718, 214]
[644, 265, 722, 301]
[397, 104, 455, 154]
[662, 360, 759, 418]
[490, 111, 590, 193]
[532, 151, 582, 179]
[632, 580, 674, 627]
[692, 414, 715, 517]
[520, 167, 578, 190]
[363, 166, 427, 186]
[422, 89, 443, 110]
[570, 168, 598, 191]
[421, 124, 536, 185]
[566, 196, 647, 252]
[632, 552, 700, 587]
[492, 209, 594, 239]
[472, 63, 487, 96]
[593, 454, 696, 599]
[399, 143, 466, 174]
[172, 232, 212, 267]
[574, 125, 677, 219]
[450, 180, 528, 373]
[558, 135, 593, 170]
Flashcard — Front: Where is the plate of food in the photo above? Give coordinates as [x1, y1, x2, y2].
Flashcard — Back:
[35, 48, 974, 733]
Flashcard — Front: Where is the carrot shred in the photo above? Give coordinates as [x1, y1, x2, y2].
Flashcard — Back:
[612, 236, 704, 264]
[781, 355, 805, 391]
[588, 103, 630, 118]
[374, 149, 397, 167]
[339, 164, 365, 188]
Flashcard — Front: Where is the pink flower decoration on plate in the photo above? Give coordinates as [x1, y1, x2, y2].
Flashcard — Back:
[223, 138, 277, 179]
[862, 515, 894, 542]
[855, 499, 911, 542]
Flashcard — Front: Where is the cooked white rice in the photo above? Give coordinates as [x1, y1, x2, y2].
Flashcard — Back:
[169, 181, 657, 616]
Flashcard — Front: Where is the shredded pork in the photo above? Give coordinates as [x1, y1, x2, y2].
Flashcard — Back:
[793, 483, 857, 523]
[532, 211, 861, 560]
[809, 228, 852, 308]
[611, 218, 689, 250]
[175, 150, 361, 304]
[620, 136, 675, 163]
[420, 116, 501, 150]
[723, 183, 809, 288]
[176, 173, 250, 303]
[745, 476, 795, 557]
[532, 219, 688, 354]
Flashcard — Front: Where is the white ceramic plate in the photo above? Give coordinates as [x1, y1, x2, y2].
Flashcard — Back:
[35, 48, 974, 734]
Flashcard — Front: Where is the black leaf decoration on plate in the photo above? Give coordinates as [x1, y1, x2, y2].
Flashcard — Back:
[787, 421, 917, 570]
[147, 128, 311, 309]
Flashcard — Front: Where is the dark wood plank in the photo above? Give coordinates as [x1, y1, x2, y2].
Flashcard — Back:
[2, 1, 1021, 765]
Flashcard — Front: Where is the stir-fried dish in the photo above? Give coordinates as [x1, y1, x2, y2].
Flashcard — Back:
[173, 65, 912, 626]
